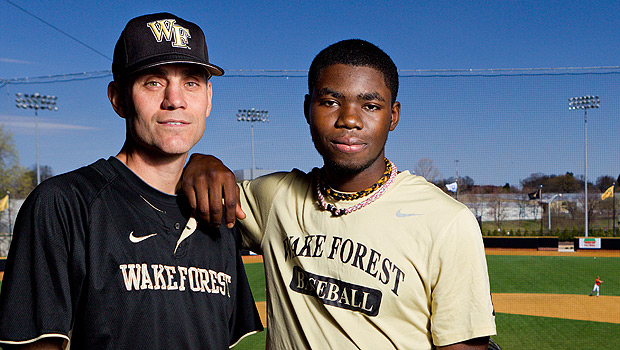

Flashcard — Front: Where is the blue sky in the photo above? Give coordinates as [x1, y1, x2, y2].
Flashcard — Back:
[1, 0, 619, 187]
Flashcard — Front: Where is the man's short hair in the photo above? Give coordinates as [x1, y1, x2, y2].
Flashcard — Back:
[308, 39, 399, 104]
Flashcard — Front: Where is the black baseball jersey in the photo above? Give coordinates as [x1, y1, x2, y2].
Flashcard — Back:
[0, 157, 262, 349]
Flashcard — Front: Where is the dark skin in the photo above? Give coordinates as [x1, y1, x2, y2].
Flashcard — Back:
[182, 64, 490, 349]
[304, 64, 399, 192]
[181, 153, 245, 228]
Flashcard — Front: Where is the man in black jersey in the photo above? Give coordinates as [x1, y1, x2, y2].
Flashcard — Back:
[0, 13, 262, 350]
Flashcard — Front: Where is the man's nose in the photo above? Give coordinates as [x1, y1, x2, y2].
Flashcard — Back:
[161, 84, 186, 110]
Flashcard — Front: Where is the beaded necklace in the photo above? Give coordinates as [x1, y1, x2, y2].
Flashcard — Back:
[316, 159, 397, 217]
[322, 158, 392, 201]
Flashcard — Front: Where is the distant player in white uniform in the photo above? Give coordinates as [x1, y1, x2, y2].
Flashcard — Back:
[590, 276, 603, 297]
[183, 39, 496, 349]
[0, 12, 262, 350]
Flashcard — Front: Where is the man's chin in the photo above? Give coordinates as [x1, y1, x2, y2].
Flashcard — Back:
[322, 158, 371, 176]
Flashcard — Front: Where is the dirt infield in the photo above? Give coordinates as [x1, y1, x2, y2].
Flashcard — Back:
[493, 293, 620, 324]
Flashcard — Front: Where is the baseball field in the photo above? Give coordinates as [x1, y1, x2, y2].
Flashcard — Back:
[236, 249, 620, 350]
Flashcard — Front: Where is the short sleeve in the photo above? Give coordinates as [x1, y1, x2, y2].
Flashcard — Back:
[238, 172, 290, 252]
[228, 228, 264, 346]
[429, 208, 496, 346]
[0, 184, 78, 344]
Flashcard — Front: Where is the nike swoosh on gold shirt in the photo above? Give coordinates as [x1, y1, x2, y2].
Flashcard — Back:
[396, 209, 421, 217]
[129, 231, 158, 243]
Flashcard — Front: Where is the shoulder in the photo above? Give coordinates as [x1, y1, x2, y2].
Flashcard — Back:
[25, 159, 116, 208]
[390, 172, 479, 240]
[393, 171, 469, 214]
[243, 169, 313, 196]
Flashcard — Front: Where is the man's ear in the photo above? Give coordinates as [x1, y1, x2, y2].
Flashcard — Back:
[304, 94, 310, 124]
[204, 81, 213, 118]
[389, 101, 401, 131]
[108, 82, 127, 119]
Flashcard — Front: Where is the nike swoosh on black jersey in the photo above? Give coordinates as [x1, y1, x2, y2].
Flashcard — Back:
[129, 231, 158, 243]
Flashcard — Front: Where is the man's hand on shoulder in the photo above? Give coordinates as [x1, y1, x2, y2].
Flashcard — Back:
[181, 154, 245, 228]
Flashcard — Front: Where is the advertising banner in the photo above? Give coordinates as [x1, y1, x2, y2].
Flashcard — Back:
[578, 237, 601, 249]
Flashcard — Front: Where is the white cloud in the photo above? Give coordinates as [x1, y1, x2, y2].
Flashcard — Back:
[0, 57, 34, 65]
[0, 115, 97, 131]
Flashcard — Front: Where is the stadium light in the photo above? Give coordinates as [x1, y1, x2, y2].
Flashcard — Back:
[236, 108, 269, 180]
[15, 93, 59, 185]
[568, 95, 599, 237]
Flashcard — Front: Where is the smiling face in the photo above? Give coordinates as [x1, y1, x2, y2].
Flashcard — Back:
[110, 63, 212, 160]
[306, 64, 400, 187]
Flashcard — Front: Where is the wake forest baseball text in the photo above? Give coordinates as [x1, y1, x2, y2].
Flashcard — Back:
[283, 234, 406, 296]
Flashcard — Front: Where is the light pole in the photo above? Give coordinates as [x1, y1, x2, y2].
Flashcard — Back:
[546, 194, 562, 233]
[15, 93, 59, 185]
[455, 159, 459, 200]
[569, 95, 599, 237]
[236, 108, 269, 180]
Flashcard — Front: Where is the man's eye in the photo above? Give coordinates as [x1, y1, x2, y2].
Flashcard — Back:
[145, 81, 162, 87]
[186, 81, 199, 87]
[320, 100, 338, 107]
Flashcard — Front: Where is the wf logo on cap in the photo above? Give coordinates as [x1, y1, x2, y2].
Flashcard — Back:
[146, 19, 191, 50]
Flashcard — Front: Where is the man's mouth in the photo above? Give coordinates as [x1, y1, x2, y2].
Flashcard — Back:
[332, 138, 365, 153]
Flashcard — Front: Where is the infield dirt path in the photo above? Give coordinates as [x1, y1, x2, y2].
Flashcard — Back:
[493, 293, 620, 324]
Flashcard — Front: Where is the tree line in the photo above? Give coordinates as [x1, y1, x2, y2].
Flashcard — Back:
[0, 125, 53, 199]
[414, 158, 618, 194]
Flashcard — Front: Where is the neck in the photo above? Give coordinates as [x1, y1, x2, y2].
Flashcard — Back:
[116, 143, 187, 195]
[323, 157, 388, 192]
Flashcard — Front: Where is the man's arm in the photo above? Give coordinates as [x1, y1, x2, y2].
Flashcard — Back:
[181, 154, 245, 228]
[438, 336, 489, 349]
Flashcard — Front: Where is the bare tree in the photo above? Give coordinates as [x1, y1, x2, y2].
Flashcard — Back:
[489, 194, 508, 229]
[414, 158, 442, 183]
[461, 193, 484, 219]
[517, 194, 530, 224]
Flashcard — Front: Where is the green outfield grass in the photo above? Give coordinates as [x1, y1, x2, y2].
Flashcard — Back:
[487, 255, 620, 296]
[243, 262, 266, 302]
[234, 262, 267, 350]
[494, 313, 620, 350]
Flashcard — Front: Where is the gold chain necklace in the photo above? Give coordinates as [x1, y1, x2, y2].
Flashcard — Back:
[316, 159, 397, 216]
[320, 158, 392, 201]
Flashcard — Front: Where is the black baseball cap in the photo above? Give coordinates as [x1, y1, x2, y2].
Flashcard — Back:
[112, 13, 224, 81]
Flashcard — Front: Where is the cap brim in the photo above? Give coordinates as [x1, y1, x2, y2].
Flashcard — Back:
[120, 55, 224, 79]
